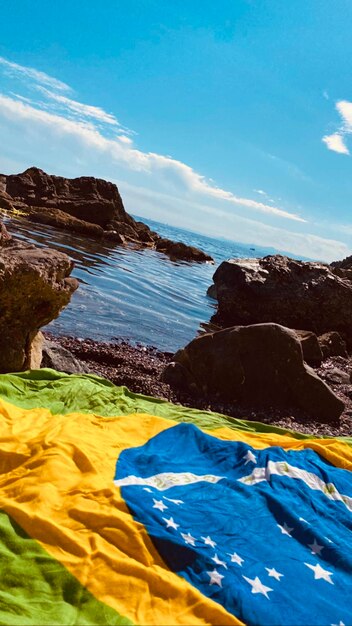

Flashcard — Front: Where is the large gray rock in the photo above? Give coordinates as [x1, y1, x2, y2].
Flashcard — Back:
[162, 323, 344, 423]
[208, 255, 352, 347]
[0, 224, 78, 372]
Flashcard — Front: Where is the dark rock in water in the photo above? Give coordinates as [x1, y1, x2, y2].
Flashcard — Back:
[0, 223, 78, 372]
[209, 255, 352, 347]
[162, 323, 344, 423]
[41, 339, 91, 374]
[206, 283, 217, 300]
[3, 166, 127, 227]
[155, 238, 213, 263]
[318, 331, 348, 359]
[293, 330, 323, 366]
[1, 167, 213, 263]
[29, 208, 105, 238]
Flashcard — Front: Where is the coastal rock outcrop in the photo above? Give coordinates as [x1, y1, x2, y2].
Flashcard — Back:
[0, 167, 213, 263]
[162, 323, 344, 423]
[0, 222, 78, 372]
[28, 208, 105, 239]
[208, 255, 352, 347]
[155, 238, 213, 263]
[3, 166, 128, 227]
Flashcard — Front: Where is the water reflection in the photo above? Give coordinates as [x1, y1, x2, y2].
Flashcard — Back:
[6, 214, 300, 351]
[4, 215, 219, 351]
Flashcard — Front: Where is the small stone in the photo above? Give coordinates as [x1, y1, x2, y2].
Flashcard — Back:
[323, 368, 350, 385]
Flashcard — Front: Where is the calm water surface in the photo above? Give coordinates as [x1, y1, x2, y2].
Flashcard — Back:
[5, 215, 288, 352]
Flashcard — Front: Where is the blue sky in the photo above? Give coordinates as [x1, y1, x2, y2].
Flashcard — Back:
[0, 0, 352, 261]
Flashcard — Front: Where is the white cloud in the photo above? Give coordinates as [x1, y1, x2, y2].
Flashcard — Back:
[36, 86, 120, 126]
[336, 100, 352, 128]
[0, 58, 346, 261]
[0, 56, 70, 92]
[198, 205, 347, 262]
[322, 132, 349, 155]
[0, 93, 305, 222]
[322, 99, 352, 155]
[117, 135, 133, 144]
[119, 181, 348, 262]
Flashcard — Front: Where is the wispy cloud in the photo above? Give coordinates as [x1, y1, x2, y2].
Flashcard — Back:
[0, 56, 70, 92]
[36, 86, 120, 126]
[1, 56, 346, 259]
[120, 181, 348, 262]
[0, 92, 305, 222]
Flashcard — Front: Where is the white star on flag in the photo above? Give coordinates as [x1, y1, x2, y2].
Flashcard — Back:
[162, 516, 179, 530]
[308, 539, 324, 556]
[243, 575, 273, 599]
[202, 535, 216, 548]
[181, 532, 196, 546]
[277, 522, 293, 537]
[304, 562, 334, 585]
[228, 552, 244, 566]
[331, 621, 345, 626]
[243, 450, 257, 465]
[212, 554, 228, 569]
[164, 498, 184, 505]
[153, 499, 168, 512]
[265, 567, 283, 581]
[207, 568, 224, 587]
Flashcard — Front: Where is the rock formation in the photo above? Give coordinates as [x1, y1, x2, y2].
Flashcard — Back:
[293, 330, 323, 366]
[0, 167, 213, 263]
[0, 221, 78, 372]
[208, 255, 352, 347]
[331, 254, 352, 272]
[162, 323, 344, 423]
[318, 331, 348, 359]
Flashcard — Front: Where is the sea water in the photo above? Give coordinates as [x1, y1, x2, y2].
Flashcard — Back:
[5, 215, 303, 352]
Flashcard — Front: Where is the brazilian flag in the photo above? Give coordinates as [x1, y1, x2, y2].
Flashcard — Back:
[0, 369, 351, 625]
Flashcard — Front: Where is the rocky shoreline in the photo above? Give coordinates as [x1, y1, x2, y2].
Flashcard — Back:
[0, 167, 213, 263]
[44, 332, 352, 437]
[2, 183, 352, 437]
